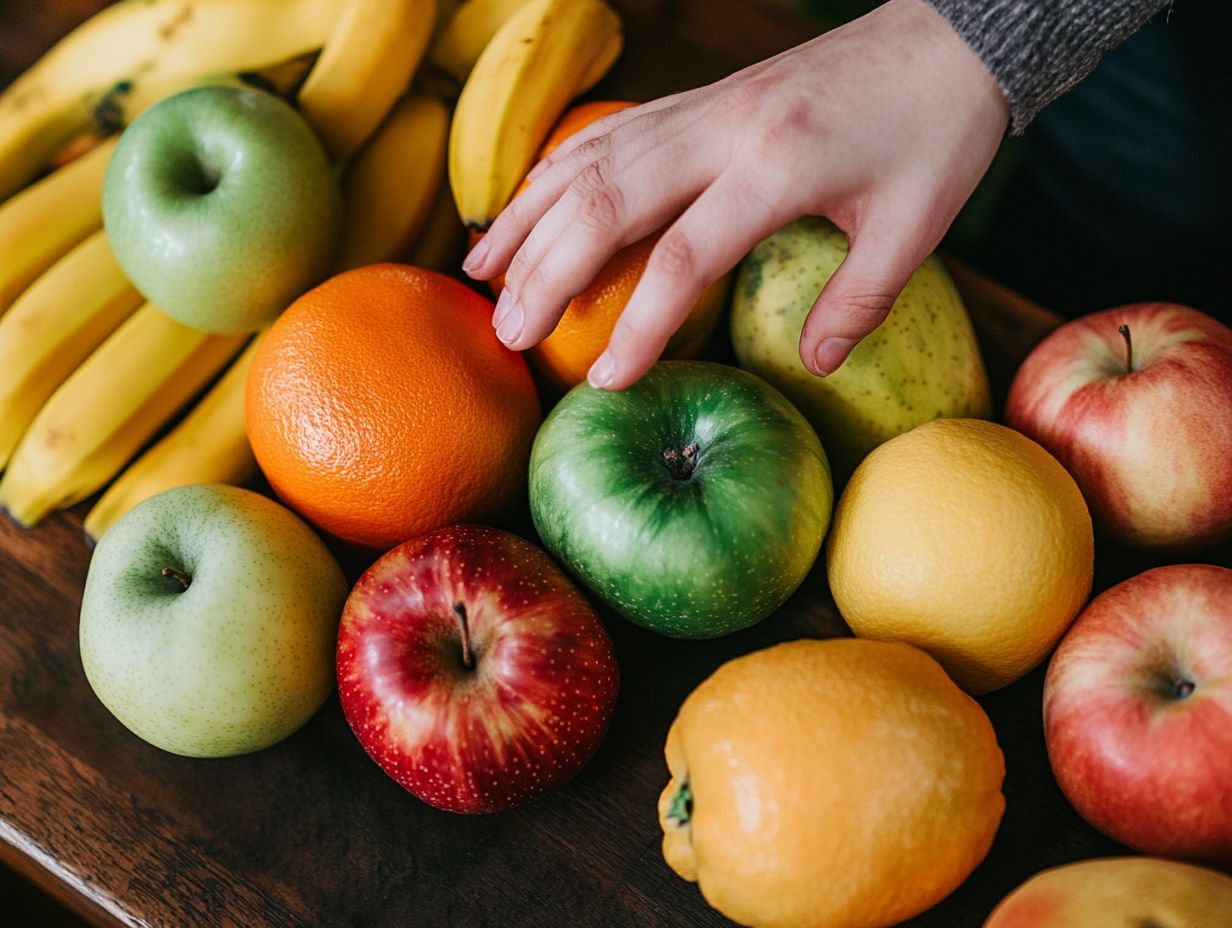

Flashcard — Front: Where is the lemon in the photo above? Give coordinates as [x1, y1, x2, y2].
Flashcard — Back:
[827, 418, 1093, 694]
[658, 638, 1005, 928]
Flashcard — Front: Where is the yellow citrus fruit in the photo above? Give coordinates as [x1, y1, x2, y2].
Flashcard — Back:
[826, 418, 1093, 694]
[658, 638, 1005, 928]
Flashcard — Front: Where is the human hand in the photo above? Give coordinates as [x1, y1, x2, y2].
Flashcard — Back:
[462, 0, 1009, 389]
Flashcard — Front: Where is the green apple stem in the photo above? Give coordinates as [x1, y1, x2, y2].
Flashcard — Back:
[662, 442, 701, 480]
[666, 779, 692, 826]
[452, 603, 475, 670]
[1119, 323, 1134, 372]
[160, 566, 191, 591]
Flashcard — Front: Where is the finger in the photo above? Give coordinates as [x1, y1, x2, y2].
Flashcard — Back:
[497, 138, 718, 350]
[524, 45, 787, 187]
[467, 108, 673, 281]
[589, 170, 790, 390]
[797, 216, 933, 376]
[524, 92, 689, 183]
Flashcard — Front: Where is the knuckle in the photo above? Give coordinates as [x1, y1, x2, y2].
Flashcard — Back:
[650, 235, 697, 283]
[571, 135, 612, 176]
[577, 184, 623, 232]
[834, 289, 898, 329]
[752, 99, 811, 162]
[573, 155, 611, 194]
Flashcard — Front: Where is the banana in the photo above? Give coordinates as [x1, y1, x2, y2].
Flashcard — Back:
[448, 0, 622, 229]
[0, 137, 115, 317]
[91, 51, 320, 137]
[430, 0, 535, 86]
[0, 0, 345, 202]
[405, 181, 467, 272]
[0, 304, 246, 528]
[0, 231, 143, 468]
[335, 95, 450, 272]
[83, 334, 265, 541]
[297, 0, 438, 163]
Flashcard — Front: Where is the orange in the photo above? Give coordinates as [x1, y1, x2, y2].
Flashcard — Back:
[489, 101, 730, 390]
[826, 418, 1094, 694]
[659, 638, 1005, 928]
[245, 264, 540, 550]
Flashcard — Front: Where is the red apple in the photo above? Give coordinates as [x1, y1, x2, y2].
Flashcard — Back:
[984, 857, 1232, 928]
[1043, 564, 1232, 863]
[1006, 303, 1232, 549]
[337, 524, 619, 813]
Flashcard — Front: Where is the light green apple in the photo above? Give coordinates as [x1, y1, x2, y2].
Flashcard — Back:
[731, 216, 992, 481]
[79, 484, 348, 758]
[102, 85, 341, 334]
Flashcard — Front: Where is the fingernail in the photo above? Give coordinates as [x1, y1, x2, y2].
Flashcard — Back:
[812, 337, 858, 376]
[462, 237, 489, 275]
[526, 160, 548, 183]
[491, 290, 512, 330]
[588, 352, 615, 389]
[495, 300, 523, 345]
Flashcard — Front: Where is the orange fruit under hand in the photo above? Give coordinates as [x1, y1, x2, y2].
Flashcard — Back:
[245, 264, 540, 551]
[487, 100, 731, 391]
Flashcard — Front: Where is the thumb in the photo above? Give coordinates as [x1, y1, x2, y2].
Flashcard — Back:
[798, 222, 928, 376]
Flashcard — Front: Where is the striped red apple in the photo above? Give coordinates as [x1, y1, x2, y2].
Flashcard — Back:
[336, 525, 619, 814]
[1006, 303, 1232, 550]
[1043, 564, 1232, 864]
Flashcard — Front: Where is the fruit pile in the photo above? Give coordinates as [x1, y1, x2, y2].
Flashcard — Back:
[2, 2, 1231, 927]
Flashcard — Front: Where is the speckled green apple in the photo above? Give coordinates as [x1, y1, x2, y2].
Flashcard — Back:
[79, 484, 347, 757]
[529, 361, 833, 638]
[731, 216, 992, 481]
[103, 85, 341, 334]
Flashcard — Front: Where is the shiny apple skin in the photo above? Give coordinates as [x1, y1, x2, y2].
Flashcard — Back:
[337, 525, 619, 814]
[1043, 564, 1232, 863]
[1005, 303, 1232, 549]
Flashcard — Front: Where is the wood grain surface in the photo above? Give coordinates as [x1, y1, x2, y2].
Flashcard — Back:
[1, 3, 1222, 927]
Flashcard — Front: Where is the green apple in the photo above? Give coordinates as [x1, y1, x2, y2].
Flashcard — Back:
[529, 361, 832, 638]
[731, 216, 992, 481]
[102, 85, 341, 334]
[79, 484, 347, 757]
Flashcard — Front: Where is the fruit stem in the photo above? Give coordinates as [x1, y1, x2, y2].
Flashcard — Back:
[161, 566, 191, 591]
[1175, 678, 1196, 699]
[666, 780, 692, 826]
[453, 603, 475, 670]
[662, 442, 701, 480]
[1118, 323, 1134, 373]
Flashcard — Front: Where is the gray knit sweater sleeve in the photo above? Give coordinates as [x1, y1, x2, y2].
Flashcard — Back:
[924, 0, 1170, 132]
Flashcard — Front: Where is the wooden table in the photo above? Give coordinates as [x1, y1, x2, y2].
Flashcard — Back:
[2, 3, 1218, 927]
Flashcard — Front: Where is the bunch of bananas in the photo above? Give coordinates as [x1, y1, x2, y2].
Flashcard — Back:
[0, 0, 622, 540]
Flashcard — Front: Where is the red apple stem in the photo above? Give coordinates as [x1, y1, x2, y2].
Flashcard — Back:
[1175, 679, 1195, 699]
[161, 566, 191, 590]
[452, 603, 475, 670]
[1118, 323, 1134, 372]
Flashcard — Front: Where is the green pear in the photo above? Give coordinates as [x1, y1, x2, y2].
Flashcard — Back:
[731, 217, 992, 481]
